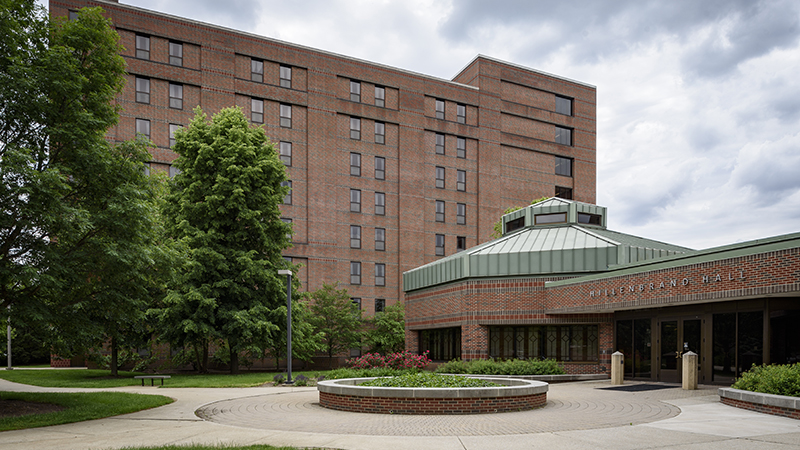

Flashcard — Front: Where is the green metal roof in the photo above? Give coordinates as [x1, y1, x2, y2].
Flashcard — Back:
[403, 199, 694, 292]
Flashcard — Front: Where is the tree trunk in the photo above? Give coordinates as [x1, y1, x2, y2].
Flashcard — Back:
[328, 345, 334, 370]
[201, 339, 209, 373]
[110, 336, 118, 376]
[229, 345, 239, 374]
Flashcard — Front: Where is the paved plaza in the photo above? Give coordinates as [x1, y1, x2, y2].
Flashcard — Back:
[0, 378, 798, 449]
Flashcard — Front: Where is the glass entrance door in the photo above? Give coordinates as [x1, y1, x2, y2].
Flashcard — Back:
[659, 318, 703, 383]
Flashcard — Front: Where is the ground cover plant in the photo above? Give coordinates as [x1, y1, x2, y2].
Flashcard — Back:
[434, 358, 565, 376]
[732, 363, 800, 397]
[0, 391, 172, 431]
[0, 369, 322, 388]
[359, 372, 502, 388]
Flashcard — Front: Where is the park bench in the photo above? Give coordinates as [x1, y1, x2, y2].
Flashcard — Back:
[134, 375, 171, 386]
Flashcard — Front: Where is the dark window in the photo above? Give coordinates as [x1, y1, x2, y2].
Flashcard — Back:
[350, 189, 361, 212]
[350, 117, 360, 140]
[375, 298, 385, 311]
[555, 186, 573, 199]
[535, 213, 567, 225]
[435, 166, 445, 189]
[169, 42, 183, 66]
[169, 83, 183, 109]
[375, 192, 385, 215]
[169, 124, 181, 148]
[281, 218, 292, 240]
[456, 170, 466, 191]
[350, 225, 361, 249]
[280, 104, 292, 128]
[435, 133, 445, 155]
[457, 203, 466, 225]
[251, 59, 264, 82]
[374, 156, 385, 180]
[375, 228, 385, 251]
[577, 213, 601, 225]
[555, 126, 572, 146]
[280, 65, 292, 88]
[350, 152, 361, 176]
[456, 104, 466, 124]
[350, 261, 361, 285]
[68, 10, 78, 20]
[435, 234, 445, 256]
[375, 122, 385, 144]
[135, 77, 150, 104]
[350, 81, 361, 102]
[489, 325, 598, 361]
[251, 98, 263, 123]
[457, 137, 466, 158]
[375, 265, 385, 287]
[555, 156, 572, 177]
[135, 119, 150, 138]
[375, 86, 385, 107]
[505, 217, 525, 234]
[281, 180, 292, 205]
[169, 165, 180, 178]
[555, 95, 572, 116]
[435, 200, 445, 222]
[135, 35, 150, 59]
[352, 297, 361, 310]
[279, 141, 292, 166]
[456, 236, 466, 251]
[435, 99, 445, 119]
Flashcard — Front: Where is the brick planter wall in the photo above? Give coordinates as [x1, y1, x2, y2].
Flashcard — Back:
[719, 388, 800, 420]
[318, 377, 548, 415]
[319, 391, 546, 414]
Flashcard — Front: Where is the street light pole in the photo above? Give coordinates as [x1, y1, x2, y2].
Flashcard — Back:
[6, 306, 11, 370]
[277, 270, 293, 384]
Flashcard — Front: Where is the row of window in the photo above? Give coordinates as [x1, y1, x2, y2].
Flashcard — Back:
[435, 167, 467, 191]
[348, 226, 387, 251]
[350, 80, 386, 107]
[251, 99, 292, 127]
[349, 190, 385, 214]
[435, 99, 467, 124]
[251, 59, 293, 88]
[435, 134, 467, 158]
[135, 34, 183, 66]
[135, 77, 184, 109]
[435, 201, 467, 225]
[349, 261, 386, 286]
[135, 119, 182, 148]
[435, 234, 467, 256]
[350, 153, 386, 179]
[351, 298, 386, 313]
[349, 117, 385, 143]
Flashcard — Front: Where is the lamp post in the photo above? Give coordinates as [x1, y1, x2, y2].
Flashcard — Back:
[6, 306, 11, 370]
[277, 270, 293, 384]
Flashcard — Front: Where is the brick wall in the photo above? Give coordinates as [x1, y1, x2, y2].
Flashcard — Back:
[319, 391, 546, 414]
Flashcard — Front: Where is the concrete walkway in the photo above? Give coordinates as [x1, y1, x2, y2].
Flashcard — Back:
[1, 378, 798, 449]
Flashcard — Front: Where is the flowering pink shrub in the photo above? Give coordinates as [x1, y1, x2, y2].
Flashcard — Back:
[346, 351, 431, 371]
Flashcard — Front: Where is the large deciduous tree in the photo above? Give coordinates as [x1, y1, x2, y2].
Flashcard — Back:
[0, 1, 174, 372]
[156, 106, 293, 374]
[364, 302, 405, 354]
[308, 283, 363, 369]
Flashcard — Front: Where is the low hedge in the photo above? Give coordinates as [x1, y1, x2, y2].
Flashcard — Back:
[732, 363, 800, 397]
[434, 358, 565, 376]
[360, 372, 502, 388]
[321, 367, 419, 380]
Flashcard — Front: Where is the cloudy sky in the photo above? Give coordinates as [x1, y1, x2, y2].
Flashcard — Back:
[44, 0, 800, 250]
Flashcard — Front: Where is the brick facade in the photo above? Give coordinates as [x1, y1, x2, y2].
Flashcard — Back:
[51, 0, 597, 314]
[319, 391, 547, 415]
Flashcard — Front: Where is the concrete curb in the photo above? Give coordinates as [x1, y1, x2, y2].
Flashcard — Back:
[318, 376, 548, 398]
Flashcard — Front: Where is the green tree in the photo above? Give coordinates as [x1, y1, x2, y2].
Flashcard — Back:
[264, 291, 324, 370]
[308, 283, 363, 369]
[365, 302, 406, 354]
[0, 2, 174, 374]
[156, 106, 292, 374]
[489, 197, 551, 239]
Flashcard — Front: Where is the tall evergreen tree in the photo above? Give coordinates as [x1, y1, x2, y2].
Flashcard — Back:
[157, 107, 293, 374]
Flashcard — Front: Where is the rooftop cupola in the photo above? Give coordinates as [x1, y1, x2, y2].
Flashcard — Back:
[502, 197, 607, 236]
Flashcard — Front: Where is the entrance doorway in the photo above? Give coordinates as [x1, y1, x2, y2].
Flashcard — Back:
[658, 318, 702, 383]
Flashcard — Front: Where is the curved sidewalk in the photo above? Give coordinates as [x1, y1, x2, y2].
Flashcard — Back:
[1, 378, 799, 449]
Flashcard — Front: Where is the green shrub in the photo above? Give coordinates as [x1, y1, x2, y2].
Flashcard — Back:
[732, 363, 800, 397]
[434, 358, 565, 376]
[360, 372, 502, 388]
[323, 367, 418, 380]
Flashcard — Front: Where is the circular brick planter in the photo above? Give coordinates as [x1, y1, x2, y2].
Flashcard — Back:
[317, 376, 548, 415]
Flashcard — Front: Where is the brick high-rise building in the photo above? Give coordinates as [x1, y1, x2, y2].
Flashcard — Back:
[52, 0, 597, 315]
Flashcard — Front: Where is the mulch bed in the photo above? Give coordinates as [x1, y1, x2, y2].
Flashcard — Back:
[0, 399, 65, 418]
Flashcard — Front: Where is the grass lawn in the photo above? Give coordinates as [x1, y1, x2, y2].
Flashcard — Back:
[0, 391, 173, 431]
[0, 369, 325, 388]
